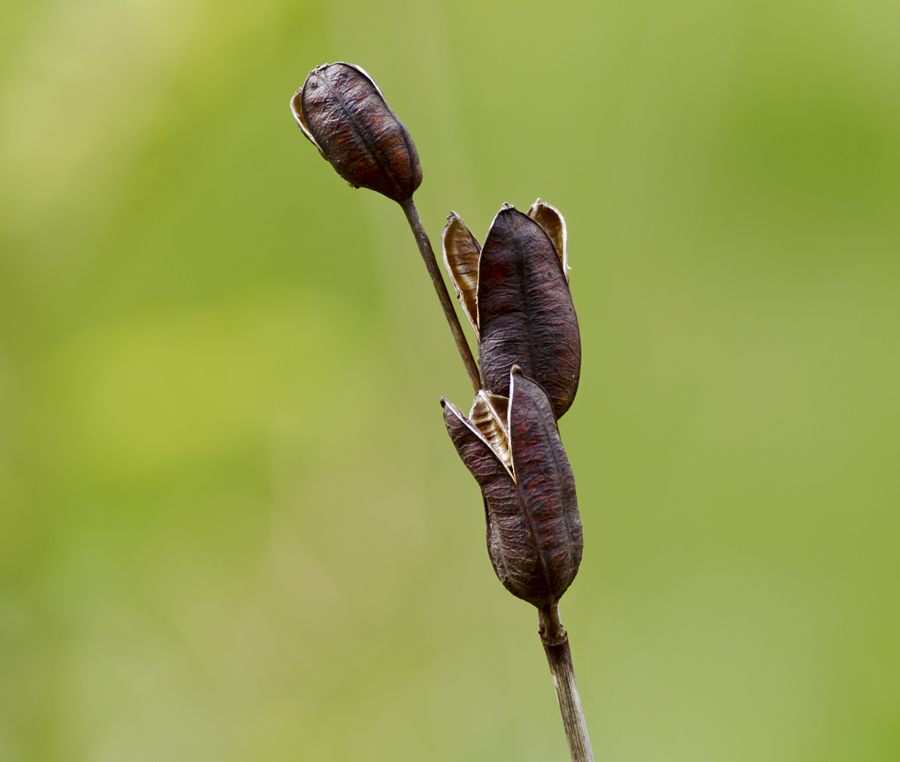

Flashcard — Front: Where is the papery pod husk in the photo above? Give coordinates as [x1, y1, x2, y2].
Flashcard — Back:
[441, 212, 481, 334]
[527, 198, 568, 281]
[442, 368, 583, 609]
[468, 390, 511, 474]
[291, 63, 422, 203]
[477, 205, 581, 419]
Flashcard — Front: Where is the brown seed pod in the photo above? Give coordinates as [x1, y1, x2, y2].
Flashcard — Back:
[475, 204, 581, 418]
[441, 211, 482, 334]
[290, 62, 422, 203]
[442, 367, 583, 609]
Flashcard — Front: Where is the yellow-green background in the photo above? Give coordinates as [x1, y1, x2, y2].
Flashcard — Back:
[1, 0, 898, 759]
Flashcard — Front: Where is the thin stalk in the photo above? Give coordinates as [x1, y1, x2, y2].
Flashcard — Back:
[400, 197, 481, 392]
[540, 605, 594, 762]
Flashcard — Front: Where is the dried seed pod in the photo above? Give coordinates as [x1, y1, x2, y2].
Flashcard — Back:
[290, 62, 422, 203]
[527, 198, 569, 280]
[442, 367, 583, 609]
[477, 204, 581, 418]
[441, 211, 481, 334]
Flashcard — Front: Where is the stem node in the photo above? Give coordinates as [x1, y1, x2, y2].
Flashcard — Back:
[540, 606, 594, 762]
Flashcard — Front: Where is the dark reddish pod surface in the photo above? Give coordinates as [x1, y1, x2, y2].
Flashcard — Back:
[442, 368, 583, 609]
[477, 206, 581, 419]
[291, 63, 422, 203]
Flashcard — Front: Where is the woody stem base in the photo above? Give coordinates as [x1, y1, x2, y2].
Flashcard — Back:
[400, 198, 481, 392]
[540, 605, 594, 762]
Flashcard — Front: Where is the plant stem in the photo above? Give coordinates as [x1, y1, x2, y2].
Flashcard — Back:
[401, 197, 481, 392]
[540, 605, 594, 762]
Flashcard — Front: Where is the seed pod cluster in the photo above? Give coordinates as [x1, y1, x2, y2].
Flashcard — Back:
[289, 64, 585, 612]
[441, 200, 584, 609]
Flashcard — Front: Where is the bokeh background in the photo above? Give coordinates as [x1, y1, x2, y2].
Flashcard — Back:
[1, 0, 899, 759]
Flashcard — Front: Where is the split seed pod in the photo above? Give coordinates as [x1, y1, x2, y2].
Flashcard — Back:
[442, 367, 583, 609]
[291, 62, 422, 203]
[442, 201, 581, 418]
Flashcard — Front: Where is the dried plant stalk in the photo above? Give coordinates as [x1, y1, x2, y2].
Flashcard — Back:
[291, 61, 594, 762]
[401, 198, 481, 391]
[541, 606, 594, 762]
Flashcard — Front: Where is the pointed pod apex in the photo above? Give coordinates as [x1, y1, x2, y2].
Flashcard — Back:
[290, 62, 422, 203]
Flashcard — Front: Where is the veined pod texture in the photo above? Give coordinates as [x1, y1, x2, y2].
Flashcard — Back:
[442, 202, 581, 419]
[442, 367, 583, 609]
[291, 62, 422, 203]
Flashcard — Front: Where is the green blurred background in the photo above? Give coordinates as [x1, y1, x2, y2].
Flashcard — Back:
[1, 0, 898, 759]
